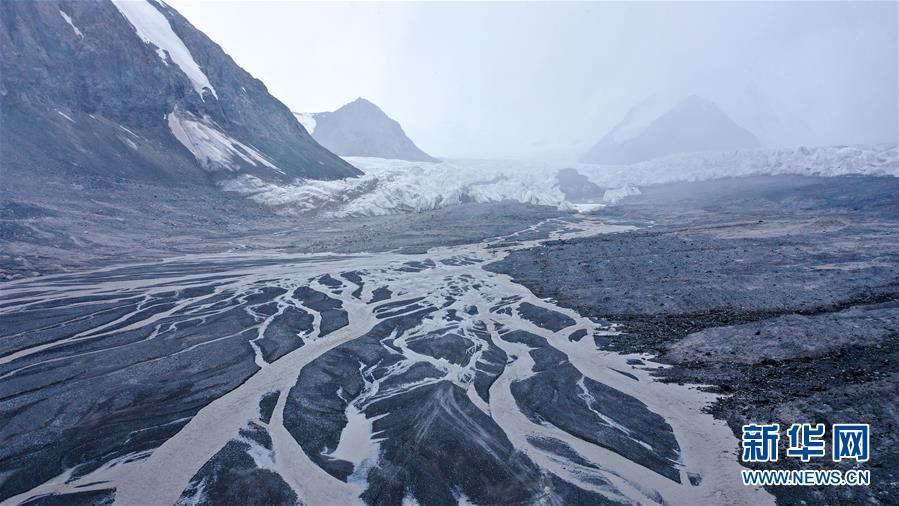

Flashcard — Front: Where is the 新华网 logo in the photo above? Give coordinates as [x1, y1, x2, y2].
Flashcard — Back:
[741, 423, 870, 463]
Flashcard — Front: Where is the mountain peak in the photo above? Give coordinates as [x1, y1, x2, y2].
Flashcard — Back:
[580, 94, 760, 164]
[340, 97, 381, 112]
[304, 99, 439, 162]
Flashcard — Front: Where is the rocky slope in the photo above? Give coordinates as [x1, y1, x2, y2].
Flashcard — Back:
[0, 0, 360, 188]
[296, 98, 438, 162]
[580, 95, 761, 164]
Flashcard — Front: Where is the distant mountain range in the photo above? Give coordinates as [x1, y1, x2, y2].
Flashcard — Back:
[1, 0, 360, 186]
[295, 98, 439, 162]
[580, 95, 761, 164]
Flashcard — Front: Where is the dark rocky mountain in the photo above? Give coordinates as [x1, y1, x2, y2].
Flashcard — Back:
[580, 95, 761, 165]
[0, 0, 360, 186]
[298, 98, 439, 162]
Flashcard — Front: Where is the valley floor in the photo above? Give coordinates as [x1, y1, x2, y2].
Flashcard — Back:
[489, 175, 899, 505]
[0, 175, 895, 505]
[0, 171, 564, 280]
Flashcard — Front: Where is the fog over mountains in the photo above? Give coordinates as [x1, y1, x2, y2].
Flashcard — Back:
[295, 98, 438, 162]
[166, 1, 897, 159]
[580, 95, 761, 165]
[0, 0, 360, 188]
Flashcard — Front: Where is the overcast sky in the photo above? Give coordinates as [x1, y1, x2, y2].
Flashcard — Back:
[169, 1, 897, 159]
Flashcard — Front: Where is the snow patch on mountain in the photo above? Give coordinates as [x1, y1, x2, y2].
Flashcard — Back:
[56, 110, 75, 123]
[58, 9, 83, 38]
[112, 0, 217, 99]
[221, 144, 897, 218]
[293, 113, 317, 135]
[167, 109, 282, 173]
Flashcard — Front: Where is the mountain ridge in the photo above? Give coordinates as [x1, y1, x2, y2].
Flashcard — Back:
[0, 0, 361, 186]
[580, 95, 761, 165]
[295, 98, 439, 162]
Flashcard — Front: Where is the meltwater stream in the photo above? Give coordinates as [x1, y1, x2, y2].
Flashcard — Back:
[0, 217, 773, 506]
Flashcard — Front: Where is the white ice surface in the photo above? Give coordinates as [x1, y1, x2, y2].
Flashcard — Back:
[222, 143, 897, 218]
[111, 0, 217, 99]
[222, 157, 573, 217]
[602, 183, 641, 203]
[577, 143, 899, 187]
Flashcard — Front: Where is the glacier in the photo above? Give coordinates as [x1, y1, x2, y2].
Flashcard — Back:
[221, 143, 898, 218]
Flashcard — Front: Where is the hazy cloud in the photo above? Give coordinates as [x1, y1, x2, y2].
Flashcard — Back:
[170, 1, 898, 159]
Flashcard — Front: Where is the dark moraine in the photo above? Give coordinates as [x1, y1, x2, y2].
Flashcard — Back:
[293, 286, 348, 336]
[488, 175, 899, 505]
[517, 301, 576, 331]
[177, 423, 297, 506]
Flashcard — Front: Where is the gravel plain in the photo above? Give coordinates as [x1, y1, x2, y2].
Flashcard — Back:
[488, 175, 899, 505]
